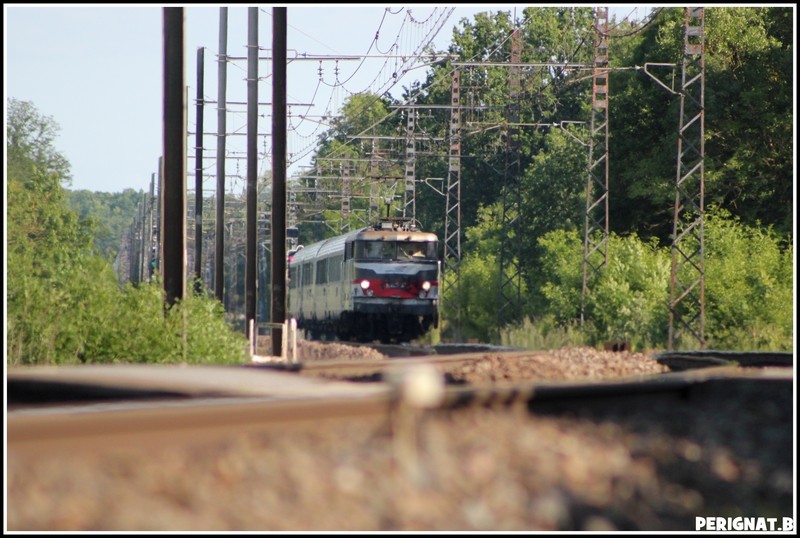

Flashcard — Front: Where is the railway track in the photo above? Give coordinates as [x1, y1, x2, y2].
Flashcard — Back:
[7, 347, 794, 531]
[7, 347, 792, 450]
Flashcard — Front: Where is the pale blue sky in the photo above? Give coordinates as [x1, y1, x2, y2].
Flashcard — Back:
[5, 4, 657, 193]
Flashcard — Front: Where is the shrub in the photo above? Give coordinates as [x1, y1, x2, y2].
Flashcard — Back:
[703, 209, 793, 351]
[500, 315, 584, 350]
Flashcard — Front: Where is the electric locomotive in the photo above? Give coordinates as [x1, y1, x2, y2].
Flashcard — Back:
[287, 218, 439, 343]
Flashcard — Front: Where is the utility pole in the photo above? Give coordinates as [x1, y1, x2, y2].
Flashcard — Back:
[340, 160, 351, 233]
[162, 7, 186, 308]
[215, 7, 228, 303]
[245, 7, 258, 340]
[128, 207, 138, 284]
[155, 156, 162, 275]
[194, 46, 205, 294]
[404, 107, 416, 222]
[271, 6, 288, 357]
[139, 191, 147, 281]
[148, 173, 155, 279]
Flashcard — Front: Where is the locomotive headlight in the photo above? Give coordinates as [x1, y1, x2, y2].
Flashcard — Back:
[360, 280, 370, 290]
[421, 281, 431, 292]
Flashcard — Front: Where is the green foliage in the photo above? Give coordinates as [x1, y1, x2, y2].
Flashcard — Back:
[703, 208, 793, 351]
[442, 204, 530, 343]
[444, 250, 502, 343]
[7, 262, 249, 366]
[7, 97, 72, 182]
[706, 7, 779, 69]
[609, 7, 793, 239]
[6, 114, 105, 363]
[530, 211, 792, 351]
[500, 315, 584, 350]
[535, 229, 584, 323]
[586, 234, 671, 350]
[66, 188, 145, 261]
[703, 7, 793, 237]
[450, 10, 515, 62]
[521, 128, 587, 237]
[315, 93, 397, 158]
[6, 99, 251, 366]
[441, 205, 499, 341]
[532, 227, 671, 349]
[292, 92, 407, 241]
[174, 291, 251, 364]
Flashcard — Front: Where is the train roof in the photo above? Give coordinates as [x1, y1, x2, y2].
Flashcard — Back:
[355, 229, 437, 242]
[288, 223, 437, 265]
[288, 233, 349, 264]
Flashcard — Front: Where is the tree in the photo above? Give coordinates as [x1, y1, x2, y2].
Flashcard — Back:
[518, 127, 588, 297]
[609, 7, 793, 241]
[7, 98, 72, 183]
[66, 188, 144, 261]
[6, 99, 249, 365]
[296, 93, 406, 243]
[702, 7, 793, 237]
[287, 8, 793, 344]
[7, 99, 108, 363]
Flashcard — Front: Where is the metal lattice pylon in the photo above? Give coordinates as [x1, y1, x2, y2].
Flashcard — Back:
[404, 107, 416, 222]
[669, 7, 705, 350]
[581, 6, 611, 330]
[340, 159, 351, 234]
[368, 137, 380, 222]
[443, 69, 462, 340]
[497, 27, 523, 334]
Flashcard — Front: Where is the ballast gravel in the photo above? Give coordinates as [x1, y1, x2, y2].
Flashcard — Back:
[6, 343, 794, 532]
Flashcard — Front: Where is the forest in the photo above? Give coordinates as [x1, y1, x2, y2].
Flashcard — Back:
[6, 7, 793, 365]
[289, 7, 793, 350]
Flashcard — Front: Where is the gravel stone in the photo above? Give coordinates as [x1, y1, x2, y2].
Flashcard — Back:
[7, 344, 793, 532]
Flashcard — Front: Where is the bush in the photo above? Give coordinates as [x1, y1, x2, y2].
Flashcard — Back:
[500, 315, 584, 350]
[531, 210, 792, 351]
[586, 234, 671, 350]
[703, 209, 793, 351]
[174, 290, 251, 365]
[6, 100, 250, 366]
[80, 280, 249, 365]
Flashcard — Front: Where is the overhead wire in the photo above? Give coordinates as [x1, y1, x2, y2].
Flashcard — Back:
[342, 8, 526, 143]
[315, 7, 454, 163]
[226, 7, 605, 183]
[297, 6, 456, 174]
[189, 6, 668, 235]
[191, 8, 530, 186]
[600, 7, 664, 38]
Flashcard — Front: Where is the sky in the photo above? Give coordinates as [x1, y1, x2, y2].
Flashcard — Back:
[5, 4, 658, 194]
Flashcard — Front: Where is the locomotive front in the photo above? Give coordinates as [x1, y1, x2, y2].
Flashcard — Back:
[345, 222, 439, 342]
[287, 219, 441, 343]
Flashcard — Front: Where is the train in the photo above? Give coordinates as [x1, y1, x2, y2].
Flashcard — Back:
[287, 217, 440, 343]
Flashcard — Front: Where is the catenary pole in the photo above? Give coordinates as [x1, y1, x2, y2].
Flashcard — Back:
[215, 7, 228, 303]
[245, 7, 258, 339]
[162, 7, 186, 308]
[194, 46, 204, 293]
[271, 7, 287, 357]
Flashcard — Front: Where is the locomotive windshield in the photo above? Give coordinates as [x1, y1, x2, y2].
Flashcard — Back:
[356, 240, 437, 261]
